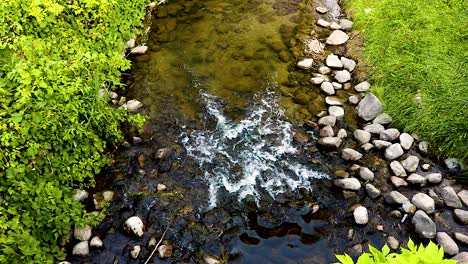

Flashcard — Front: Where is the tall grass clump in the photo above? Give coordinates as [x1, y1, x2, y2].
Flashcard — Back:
[0, 0, 146, 262]
[346, 0, 468, 163]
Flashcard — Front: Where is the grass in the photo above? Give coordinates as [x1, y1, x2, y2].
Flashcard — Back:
[345, 0, 468, 163]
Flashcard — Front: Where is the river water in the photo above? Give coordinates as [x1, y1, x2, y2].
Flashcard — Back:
[69, 0, 456, 263]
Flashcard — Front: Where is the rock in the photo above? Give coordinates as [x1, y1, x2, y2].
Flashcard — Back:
[310, 76, 325, 85]
[93, 190, 114, 210]
[340, 19, 354, 31]
[426, 173, 442, 184]
[418, 141, 429, 154]
[356, 93, 383, 121]
[320, 82, 335, 95]
[315, 6, 328, 13]
[157, 184, 167, 192]
[118, 96, 126, 106]
[326, 54, 343, 68]
[428, 189, 444, 207]
[401, 155, 419, 173]
[380, 128, 400, 142]
[204, 255, 222, 264]
[453, 252, 468, 263]
[412, 210, 436, 239]
[125, 38, 136, 49]
[354, 81, 371, 92]
[422, 164, 431, 171]
[131, 245, 141, 259]
[74, 225, 92, 241]
[293, 131, 310, 144]
[125, 216, 144, 237]
[330, 22, 341, 30]
[385, 191, 409, 205]
[133, 136, 143, 144]
[126, 99, 143, 112]
[454, 233, 468, 245]
[445, 158, 462, 173]
[436, 232, 459, 255]
[304, 120, 318, 129]
[389, 210, 402, 219]
[364, 124, 385, 134]
[342, 148, 363, 161]
[297, 58, 314, 69]
[341, 57, 356, 72]
[359, 167, 374, 181]
[407, 173, 426, 187]
[58, 262, 72, 264]
[317, 19, 331, 28]
[325, 96, 343, 106]
[399, 133, 414, 150]
[158, 244, 173, 259]
[90, 236, 103, 248]
[130, 46, 148, 55]
[110, 92, 118, 100]
[103, 190, 114, 202]
[386, 236, 400, 250]
[326, 30, 349, 45]
[353, 129, 371, 144]
[337, 129, 348, 139]
[318, 115, 336, 126]
[441, 187, 463, 209]
[348, 95, 359, 105]
[361, 143, 373, 152]
[412, 193, 435, 214]
[318, 137, 342, 149]
[458, 190, 468, 206]
[335, 170, 349, 178]
[332, 82, 343, 90]
[73, 190, 89, 203]
[318, 66, 331, 74]
[385, 144, 404, 160]
[72, 241, 89, 256]
[454, 209, 468, 224]
[389, 160, 407, 177]
[390, 176, 407, 188]
[334, 178, 361, 191]
[320, 126, 334, 137]
[329, 106, 345, 118]
[402, 201, 417, 214]
[365, 184, 381, 199]
[353, 206, 369, 225]
[373, 113, 393, 125]
[373, 140, 392, 149]
[334, 70, 351, 83]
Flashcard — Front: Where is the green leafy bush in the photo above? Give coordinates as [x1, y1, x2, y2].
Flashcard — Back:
[335, 239, 456, 264]
[346, 0, 468, 163]
[0, 0, 146, 262]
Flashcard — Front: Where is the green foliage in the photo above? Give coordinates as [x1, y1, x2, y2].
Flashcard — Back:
[0, 0, 147, 262]
[346, 0, 468, 163]
[335, 239, 456, 264]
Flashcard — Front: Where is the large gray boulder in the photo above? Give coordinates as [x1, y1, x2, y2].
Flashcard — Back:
[412, 210, 436, 239]
[356, 93, 383, 121]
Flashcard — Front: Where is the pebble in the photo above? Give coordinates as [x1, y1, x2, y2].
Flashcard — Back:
[320, 126, 335, 137]
[126, 99, 143, 112]
[421, 163, 431, 171]
[425, 173, 442, 184]
[364, 124, 385, 134]
[399, 133, 414, 150]
[366, 183, 381, 199]
[315, 6, 328, 14]
[341, 57, 356, 72]
[90, 236, 103, 248]
[418, 141, 428, 154]
[380, 128, 400, 141]
[334, 70, 351, 83]
[412, 193, 435, 214]
[325, 96, 343, 106]
[373, 113, 392, 125]
[386, 236, 400, 250]
[452, 252, 468, 263]
[330, 22, 341, 30]
[317, 19, 331, 28]
[373, 140, 392, 149]
[74, 225, 92, 241]
[361, 143, 374, 152]
[458, 190, 468, 206]
[407, 173, 426, 187]
[385, 143, 404, 160]
[326, 30, 349, 45]
[348, 95, 359, 105]
[402, 201, 417, 214]
[157, 184, 167, 192]
[310, 76, 325, 85]
[318, 137, 342, 149]
[334, 178, 361, 191]
[441, 186, 463, 209]
[326, 54, 343, 68]
[320, 82, 335, 95]
[454, 232, 468, 245]
[342, 148, 363, 161]
[318, 66, 331, 74]
[354, 129, 371, 144]
[158, 244, 173, 259]
[354, 81, 371, 92]
[340, 19, 354, 31]
[125, 216, 144, 237]
[73, 190, 89, 203]
[332, 82, 343, 90]
[337, 129, 348, 139]
[329, 106, 345, 118]
[354, 206, 369, 224]
[454, 209, 468, 225]
[131, 245, 141, 259]
[436, 232, 459, 255]
[412, 210, 436, 239]
[297, 58, 314, 69]
[390, 176, 407, 188]
[130, 45, 148, 55]
[385, 191, 409, 205]
[359, 167, 374, 181]
[389, 160, 407, 177]
[401, 155, 419, 173]
[356, 93, 383, 121]
[318, 115, 337, 126]
[72, 241, 89, 256]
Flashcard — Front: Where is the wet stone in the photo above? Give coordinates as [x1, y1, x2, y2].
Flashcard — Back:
[334, 70, 351, 83]
[359, 167, 374, 181]
[441, 186, 463, 209]
[361, 143, 373, 152]
[340, 19, 354, 31]
[317, 19, 331, 28]
[158, 244, 173, 259]
[364, 124, 385, 134]
[315, 6, 328, 14]
[385, 191, 409, 205]
[334, 178, 361, 191]
[73, 241, 89, 256]
[329, 106, 344, 118]
[458, 190, 468, 206]
[318, 66, 331, 74]
[390, 176, 407, 188]
[325, 96, 343, 106]
[326, 30, 349, 45]
[365, 183, 381, 199]
[401, 155, 419, 173]
[126, 99, 143, 112]
[348, 95, 359, 105]
[131, 245, 141, 259]
[407, 173, 426, 187]
[337, 129, 348, 139]
[329, 22, 341, 30]
[389, 160, 407, 177]
[341, 57, 356, 72]
[436, 232, 459, 255]
[318, 115, 336, 126]
[389, 210, 402, 219]
[293, 131, 310, 144]
[453, 209, 468, 225]
[320, 81, 335, 95]
[130, 45, 148, 55]
[422, 163, 432, 171]
[125, 216, 144, 237]
[425, 173, 442, 184]
[319, 126, 334, 137]
[380, 128, 400, 142]
[385, 143, 404, 160]
[342, 148, 363, 161]
[354, 81, 371, 92]
[74, 225, 92, 241]
[412, 210, 436, 239]
[326, 54, 343, 68]
[373, 140, 392, 149]
[454, 232, 468, 245]
[353, 129, 371, 144]
[332, 82, 343, 90]
[402, 201, 417, 214]
[412, 193, 435, 214]
[428, 189, 444, 207]
[90, 236, 103, 248]
[310, 76, 325, 84]
[318, 137, 342, 149]
[354, 206, 369, 225]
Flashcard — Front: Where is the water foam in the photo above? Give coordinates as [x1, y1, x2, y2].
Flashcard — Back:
[181, 89, 328, 208]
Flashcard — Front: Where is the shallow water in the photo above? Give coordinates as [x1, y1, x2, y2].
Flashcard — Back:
[70, 0, 467, 263]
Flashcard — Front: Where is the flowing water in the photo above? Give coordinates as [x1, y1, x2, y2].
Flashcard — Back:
[68, 0, 467, 263]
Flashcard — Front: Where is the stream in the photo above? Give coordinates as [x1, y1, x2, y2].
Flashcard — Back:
[68, 0, 466, 263]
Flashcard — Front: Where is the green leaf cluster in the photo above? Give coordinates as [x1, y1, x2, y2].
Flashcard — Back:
[335, 239, 456, 264]
[0, 0, 146, 262]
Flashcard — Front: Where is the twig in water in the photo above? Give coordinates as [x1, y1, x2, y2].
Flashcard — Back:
[144, 227, 169, 264]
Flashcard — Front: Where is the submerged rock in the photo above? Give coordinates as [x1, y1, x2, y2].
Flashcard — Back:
[356, 93, 383, 121]
[326, 30, 349, 45]
[412, 210, 436, 239]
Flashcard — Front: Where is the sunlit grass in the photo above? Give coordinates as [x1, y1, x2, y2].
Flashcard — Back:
[346, 0, 468, 163]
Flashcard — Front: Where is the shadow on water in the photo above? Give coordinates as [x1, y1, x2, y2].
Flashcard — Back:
[69, 0, 468, 263]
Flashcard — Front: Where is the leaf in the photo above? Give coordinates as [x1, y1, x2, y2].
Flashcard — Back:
[335, 253, 354, 264]
[368, 244, 386, 262]
[382, 244, 390, 256]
